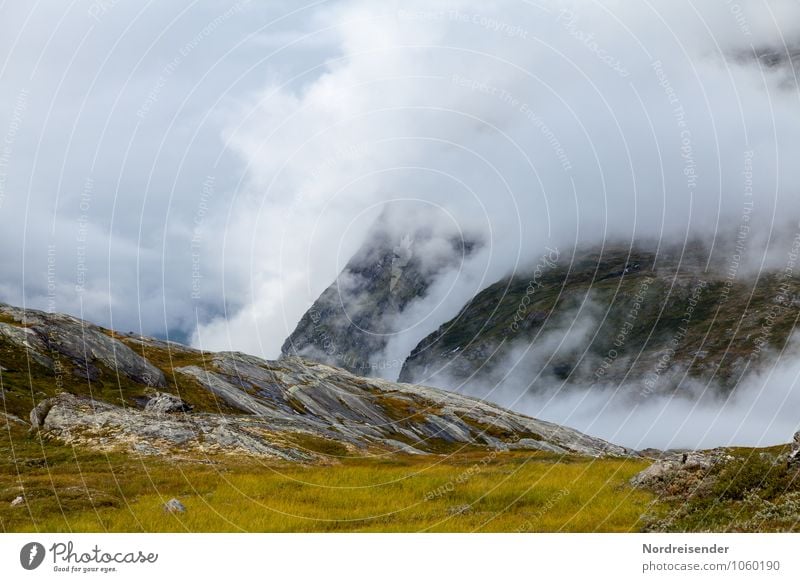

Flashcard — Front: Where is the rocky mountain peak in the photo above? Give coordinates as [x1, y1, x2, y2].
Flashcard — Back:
[281, 211, 480, 376]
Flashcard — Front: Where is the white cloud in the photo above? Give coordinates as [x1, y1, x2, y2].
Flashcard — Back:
[195, 0, 800, 365]
[2, 1, 799, 447]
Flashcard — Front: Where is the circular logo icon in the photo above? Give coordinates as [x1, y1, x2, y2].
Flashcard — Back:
[19, 542, 46, 570]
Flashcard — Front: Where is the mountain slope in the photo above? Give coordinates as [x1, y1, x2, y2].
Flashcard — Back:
[3, 301, 800, 533]
[281, 215, 478, 376]
[398, 242, 800, 396]
[0, 302, 626, 461]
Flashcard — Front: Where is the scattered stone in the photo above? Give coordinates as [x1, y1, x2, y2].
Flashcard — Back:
[144, 392, 192, 414]
[0, 412, 27, 427]
[163, 498, 186, 513]
[132, 442, 161, 456]
[447, 504, 472, 516]
[10, 495, 25, 507]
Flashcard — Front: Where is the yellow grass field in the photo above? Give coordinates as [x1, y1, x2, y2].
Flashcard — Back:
[1, 423, 656, 533]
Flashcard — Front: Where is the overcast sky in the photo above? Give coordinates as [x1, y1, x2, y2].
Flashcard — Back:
[0, 0, 335, 342]
[1, 0, 798, 363]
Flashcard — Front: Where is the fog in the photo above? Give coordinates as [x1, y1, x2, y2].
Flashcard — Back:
[1, 1, 799, 448]
[194, 0, 800, 364]
[420, 303, 800, 450]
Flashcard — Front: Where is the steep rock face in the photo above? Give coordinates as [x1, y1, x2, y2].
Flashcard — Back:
[398, 243, 800, 397]
[0, 304, 166, 387]
[281, 222, 477, 377]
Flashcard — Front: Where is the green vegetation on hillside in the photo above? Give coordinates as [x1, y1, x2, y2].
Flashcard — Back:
[400, 244, 800, 391]
[3, 298, 799, 533]
[643, 447, 800, 532]
[0, 330, 237, 422]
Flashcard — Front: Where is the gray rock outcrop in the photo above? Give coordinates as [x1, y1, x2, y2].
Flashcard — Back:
[281, 213, 479, 377]
[631, 450, 733, 496]
[144, 393, 192, 414]
[0, 304, 165, 387]
[29, 399, 55, 429]
[4, 300, 631, 463]
[30, 351, 631, 462]
[788, 431, 800, 468]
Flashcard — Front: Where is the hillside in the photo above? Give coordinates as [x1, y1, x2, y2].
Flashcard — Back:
[0, 302, 626, 461]
[2, 301, 800, 532]
[398, 242, 800, 397]
[281, 214, 478, 377]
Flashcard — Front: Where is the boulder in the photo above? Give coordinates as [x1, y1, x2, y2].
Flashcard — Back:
[29, 398, 56, 428]
[144, 393, 192, 414]
[163, 499, 186, 513]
